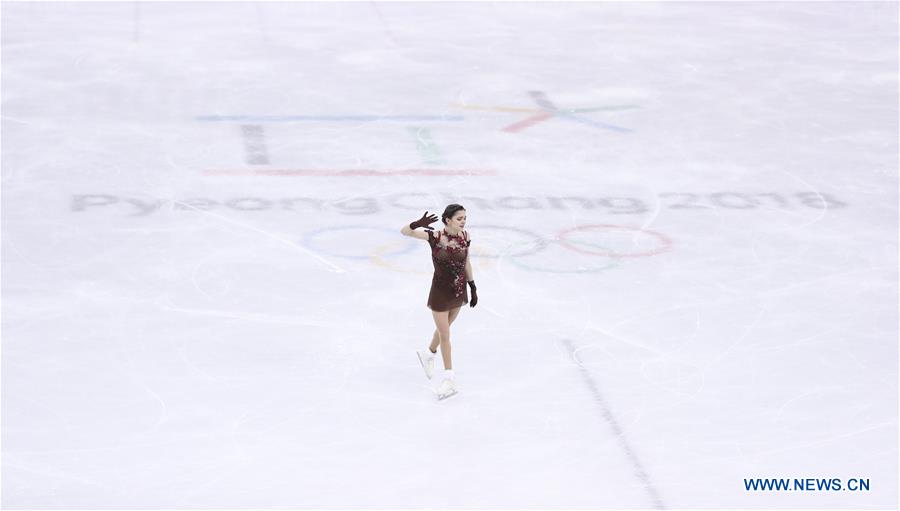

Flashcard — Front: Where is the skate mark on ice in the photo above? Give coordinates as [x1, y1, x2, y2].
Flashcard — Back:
[561, 338, 667, 510]
[171, 200, 345, 273]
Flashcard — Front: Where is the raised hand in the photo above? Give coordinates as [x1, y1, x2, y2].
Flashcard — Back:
[409, 211, 439, 231]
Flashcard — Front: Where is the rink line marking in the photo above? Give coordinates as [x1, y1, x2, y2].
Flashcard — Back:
[561, 338, 667, 509]
[202, 169, 498, 177]
[195, 115, 465, 122]
[171, 200, 346, 273]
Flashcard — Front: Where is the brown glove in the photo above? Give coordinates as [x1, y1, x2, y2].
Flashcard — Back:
[409, 211, 439, 231]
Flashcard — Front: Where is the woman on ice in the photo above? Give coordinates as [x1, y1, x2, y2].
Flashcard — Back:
[400, 204, 478, 400]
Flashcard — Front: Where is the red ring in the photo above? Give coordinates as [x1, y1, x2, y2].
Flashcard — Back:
[557, 224, 672, 258]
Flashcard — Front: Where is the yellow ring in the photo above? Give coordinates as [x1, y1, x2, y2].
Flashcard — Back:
[369, 241, 495, 273]
[370, 240, 430, 274]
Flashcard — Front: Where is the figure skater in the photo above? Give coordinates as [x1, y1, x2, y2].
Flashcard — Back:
[400, 204, 478, 400]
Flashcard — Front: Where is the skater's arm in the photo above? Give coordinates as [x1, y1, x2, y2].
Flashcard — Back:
[463, 231, 474, 280]
[401, 224, 430, 240]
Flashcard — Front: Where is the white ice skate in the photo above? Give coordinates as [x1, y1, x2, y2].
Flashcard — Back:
[435, 378, 458, 401]
[416, 350, 436, 380]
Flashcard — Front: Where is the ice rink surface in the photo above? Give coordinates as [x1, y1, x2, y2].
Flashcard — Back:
[1, 1, 898, 508]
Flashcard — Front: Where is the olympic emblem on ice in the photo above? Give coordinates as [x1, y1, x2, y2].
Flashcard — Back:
[197, 90, 640, 135]
[301, 223, 673, 274]
[197, 90, 640, 174]
[453, 91, 639, 133]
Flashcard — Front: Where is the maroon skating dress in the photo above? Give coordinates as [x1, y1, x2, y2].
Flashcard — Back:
[426, 229, 470, 312]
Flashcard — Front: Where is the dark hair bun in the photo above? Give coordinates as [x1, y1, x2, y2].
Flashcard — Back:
[441, 204, 466, 225]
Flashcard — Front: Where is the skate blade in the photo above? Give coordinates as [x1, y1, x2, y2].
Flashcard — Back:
[437, 389, 458, 401]
[416, 352, 433, 380]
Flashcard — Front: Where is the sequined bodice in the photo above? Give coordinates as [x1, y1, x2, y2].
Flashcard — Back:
[428, 229, 470, 299]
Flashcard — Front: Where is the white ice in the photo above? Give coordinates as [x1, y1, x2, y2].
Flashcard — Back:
[1, 1, 897, 508]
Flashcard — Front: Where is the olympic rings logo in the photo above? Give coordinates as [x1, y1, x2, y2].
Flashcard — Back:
[301, 223, 673, 274]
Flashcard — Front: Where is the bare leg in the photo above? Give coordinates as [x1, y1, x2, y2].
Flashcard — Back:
[431, 308, 460, 370]
[429, 306, 461, 353]
[428, 330, 439, 354]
